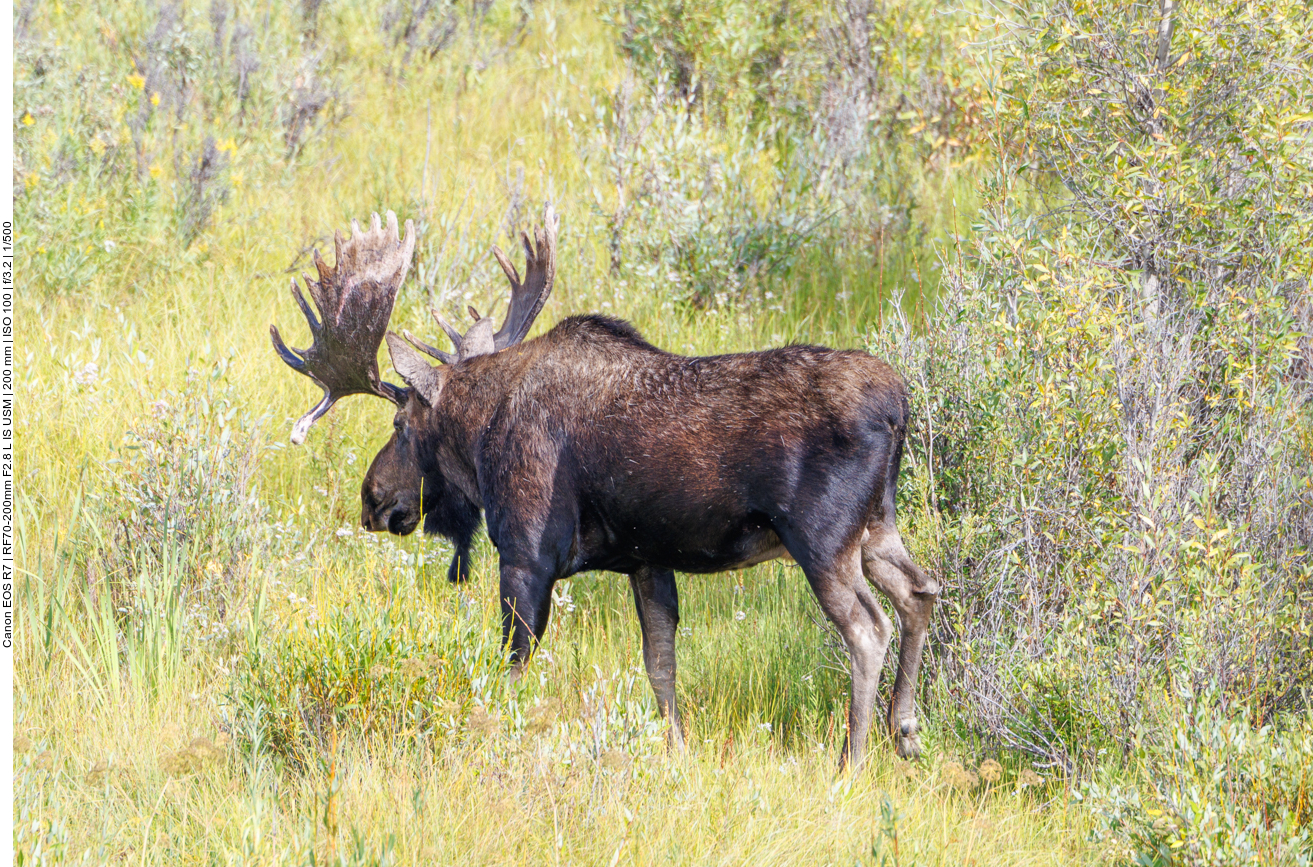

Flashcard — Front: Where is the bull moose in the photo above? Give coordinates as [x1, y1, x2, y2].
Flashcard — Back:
[270, 208, 938, 766]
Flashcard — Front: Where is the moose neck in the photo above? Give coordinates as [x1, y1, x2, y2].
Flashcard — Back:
[427, 346, 536, 506]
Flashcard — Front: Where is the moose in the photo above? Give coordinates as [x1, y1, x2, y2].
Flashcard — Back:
[271, 209, 938, 766]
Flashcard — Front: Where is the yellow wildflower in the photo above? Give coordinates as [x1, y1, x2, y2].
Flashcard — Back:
[21, 112, 34, 126]
[150, 92, 160, 107]
[127, 73, 145, 89]
[149, 164, 163, 179]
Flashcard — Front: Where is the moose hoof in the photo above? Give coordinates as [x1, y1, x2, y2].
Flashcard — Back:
[894, 718, 922, 760]
[667, 730, 688, 756]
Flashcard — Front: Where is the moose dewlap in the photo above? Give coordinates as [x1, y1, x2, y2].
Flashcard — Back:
[271, 207, 937, 768]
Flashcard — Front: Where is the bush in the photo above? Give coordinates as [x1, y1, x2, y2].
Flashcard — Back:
[230, 594, 670, 772]
[1083, 703, 1313, 865]
[231, 600, 509, 769]
[13, 0, 347, 278]
[101, 359, 268, 605]
[586, 0, 988, 307]
[576, 75, 831, 306]
[869, 0, 1313, 776]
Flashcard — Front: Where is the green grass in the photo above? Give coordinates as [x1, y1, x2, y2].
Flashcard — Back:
[14, 0, 1094, 863]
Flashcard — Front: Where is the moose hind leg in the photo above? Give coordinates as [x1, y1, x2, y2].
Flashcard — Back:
[630, 566, 685, 752]
[799, 546, 894, 771]
[862, 526, 939, 759]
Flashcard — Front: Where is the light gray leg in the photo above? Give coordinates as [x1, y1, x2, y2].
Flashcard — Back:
[802, 547, 894, 772]
[862, 526, 939, 759]
[630, 566, 686, 752]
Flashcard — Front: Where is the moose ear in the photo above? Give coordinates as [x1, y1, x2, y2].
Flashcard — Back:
[386, 333, 445, 404]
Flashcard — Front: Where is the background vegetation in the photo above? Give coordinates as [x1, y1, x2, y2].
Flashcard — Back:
[13, 0, 1312, 863]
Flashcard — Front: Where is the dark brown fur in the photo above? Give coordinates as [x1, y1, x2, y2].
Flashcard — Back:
[364, 314, 940, 766]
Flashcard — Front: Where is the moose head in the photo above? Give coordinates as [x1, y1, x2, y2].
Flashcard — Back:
[270, 207, 558, 582]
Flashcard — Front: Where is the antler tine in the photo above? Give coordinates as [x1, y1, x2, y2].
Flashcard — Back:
[403, 329, 456, 365]
[270, 319, 307, 373]
[432, 308, 464, 351]
[313, 247, 332, 285]
[493, 204, 558, 351]
[270, 210, 415, 444]
[493, 246, 521, 287]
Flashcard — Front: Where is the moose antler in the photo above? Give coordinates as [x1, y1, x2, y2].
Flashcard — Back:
[270, 211, 415, 444]
[407, 205, 558, 365]
[401, 308, 464, 365]
[492, 203, 557, 350]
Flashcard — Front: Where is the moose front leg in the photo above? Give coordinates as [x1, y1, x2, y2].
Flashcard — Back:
[630, 566, 685, 752]
[498, 564, 554, 678]
[447, 544, 472, 584]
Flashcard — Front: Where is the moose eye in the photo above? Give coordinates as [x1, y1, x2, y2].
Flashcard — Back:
[393, 416, 404, 434]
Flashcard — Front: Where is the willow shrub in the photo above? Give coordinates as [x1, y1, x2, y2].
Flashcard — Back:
[587, 0, 989, 308]
[869, 0, 1313, 859]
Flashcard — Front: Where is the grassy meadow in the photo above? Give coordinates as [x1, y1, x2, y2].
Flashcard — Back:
[13, 0, 1313, 864]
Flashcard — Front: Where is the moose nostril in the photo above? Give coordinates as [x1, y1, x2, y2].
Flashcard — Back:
[359, 497, 396, 534]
